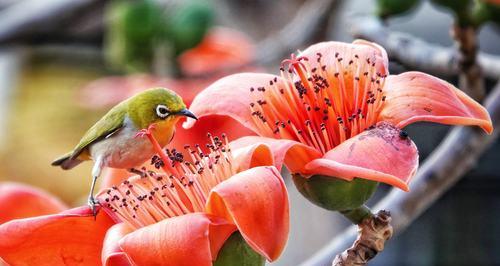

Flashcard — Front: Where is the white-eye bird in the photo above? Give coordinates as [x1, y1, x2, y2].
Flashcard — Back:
[52, 87, 196, 215]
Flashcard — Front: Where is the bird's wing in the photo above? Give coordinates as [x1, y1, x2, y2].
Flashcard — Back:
[70, 104, 126, 160]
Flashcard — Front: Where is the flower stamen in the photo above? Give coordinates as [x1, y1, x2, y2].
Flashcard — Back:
[250, 52, 388, 154]
[100, 133, 235, 229]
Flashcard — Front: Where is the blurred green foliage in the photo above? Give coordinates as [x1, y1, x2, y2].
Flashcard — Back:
[105, 0, 214, 73]
[471, 1, 500, 26]
[376, 0, 500, 27]
[375, 0, 420, 19]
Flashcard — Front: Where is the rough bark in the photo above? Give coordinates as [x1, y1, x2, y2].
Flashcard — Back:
[332, 211, 393, 266]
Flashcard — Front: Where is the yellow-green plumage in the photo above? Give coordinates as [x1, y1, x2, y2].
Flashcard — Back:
[51, 87, 196, 214]
[52, 87, 188, 169]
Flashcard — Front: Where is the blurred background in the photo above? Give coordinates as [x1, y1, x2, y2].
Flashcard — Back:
[0, 0, 499, 265]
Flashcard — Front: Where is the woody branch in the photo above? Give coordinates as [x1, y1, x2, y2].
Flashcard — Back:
[350, 16, 500, 79]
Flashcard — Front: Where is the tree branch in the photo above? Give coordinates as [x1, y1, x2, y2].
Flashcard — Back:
[184, 0, 337, 79]
[350, 16, 500, 79]
[300, 81, 500, 266]
[451, 24, 484, 100]
[332, 210, 393, 266]
[255, 0, 337, 65]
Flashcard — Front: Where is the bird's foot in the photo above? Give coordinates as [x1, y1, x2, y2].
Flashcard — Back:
[135, 124, 156, 138]
[88, 196, 100, 219]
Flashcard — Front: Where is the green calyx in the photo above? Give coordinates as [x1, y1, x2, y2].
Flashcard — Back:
[292, 174, 378, 215]
[214, 232, 265, 266]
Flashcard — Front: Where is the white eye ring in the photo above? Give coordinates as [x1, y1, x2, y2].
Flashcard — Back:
[156, 105, 170, 118]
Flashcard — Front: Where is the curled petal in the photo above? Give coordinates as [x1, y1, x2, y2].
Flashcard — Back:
[119, 213, 236, 266]
[0, 182, 67, 224]
[230, 136, 321, 174]
[305, 122, 419, 191]
[381, 71, 493, 134]
[206, 166, 289, 261]
[0, 206, 115, 265]
[102, 223, 134, 266]
[299, 40, 389, 77]
[183, 73, 288, 133]
[230, 143, 274, 172]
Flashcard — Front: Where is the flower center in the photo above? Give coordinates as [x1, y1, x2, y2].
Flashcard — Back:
[99, 133, 235, 229]
[248, 52, 387, 154]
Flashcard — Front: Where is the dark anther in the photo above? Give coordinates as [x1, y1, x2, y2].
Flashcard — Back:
[399, 130, 409, 139]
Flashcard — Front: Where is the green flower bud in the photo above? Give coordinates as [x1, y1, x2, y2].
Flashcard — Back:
[105, 0, 165, 72]
[166, 1, 214, 56]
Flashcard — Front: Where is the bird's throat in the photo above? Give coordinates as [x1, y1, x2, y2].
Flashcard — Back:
[151, 118, 179, 147]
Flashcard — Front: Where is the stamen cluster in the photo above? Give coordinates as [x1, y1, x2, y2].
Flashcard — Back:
[249, 52, 388, 154]
[101, 134, 234, 229]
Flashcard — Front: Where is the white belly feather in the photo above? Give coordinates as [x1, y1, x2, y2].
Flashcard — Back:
[89, 116, 156, 169]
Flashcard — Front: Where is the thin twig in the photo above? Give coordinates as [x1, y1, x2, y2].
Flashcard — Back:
[350, 16, 500, 79]
[300, 81, 500, 266]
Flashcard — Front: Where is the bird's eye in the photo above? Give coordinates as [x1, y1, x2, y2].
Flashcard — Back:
[156, 105, 170, 118]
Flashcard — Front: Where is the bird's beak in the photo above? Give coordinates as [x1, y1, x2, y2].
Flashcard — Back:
[177, 109, 197, 120]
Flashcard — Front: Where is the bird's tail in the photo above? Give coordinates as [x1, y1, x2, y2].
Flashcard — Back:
[51, 152, 83, 170]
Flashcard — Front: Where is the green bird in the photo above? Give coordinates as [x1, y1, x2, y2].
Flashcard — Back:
[52, 88, 196, 215]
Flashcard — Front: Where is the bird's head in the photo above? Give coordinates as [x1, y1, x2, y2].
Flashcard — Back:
[127, 87, 197, 129]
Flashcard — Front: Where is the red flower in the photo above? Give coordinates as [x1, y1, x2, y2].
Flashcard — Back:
[177, 26, 255, 76]
[0, 182, 67, 224]
[184, 40, 493, 192]
[0, 132, 289, 265]
[0, 183, 111, 265]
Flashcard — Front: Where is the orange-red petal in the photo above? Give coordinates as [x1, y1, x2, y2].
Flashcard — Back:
[119, 213, 236, 266]
[206, 166, 289, 261]
[305, 122, 419, 191]
[298, 40, 389, 77]
[230, 136, 321, 174]
[102, 223, 134, 266]
[381, 71, 493, 134]
[230, 143, 274, 172]
[0, 182, 67, 224]
[0, 206, 115, 265]
[183, 73, 288, 133]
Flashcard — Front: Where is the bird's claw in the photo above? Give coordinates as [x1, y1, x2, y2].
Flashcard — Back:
[135, 124, 157, 138]
[88, 196, 100, 218]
